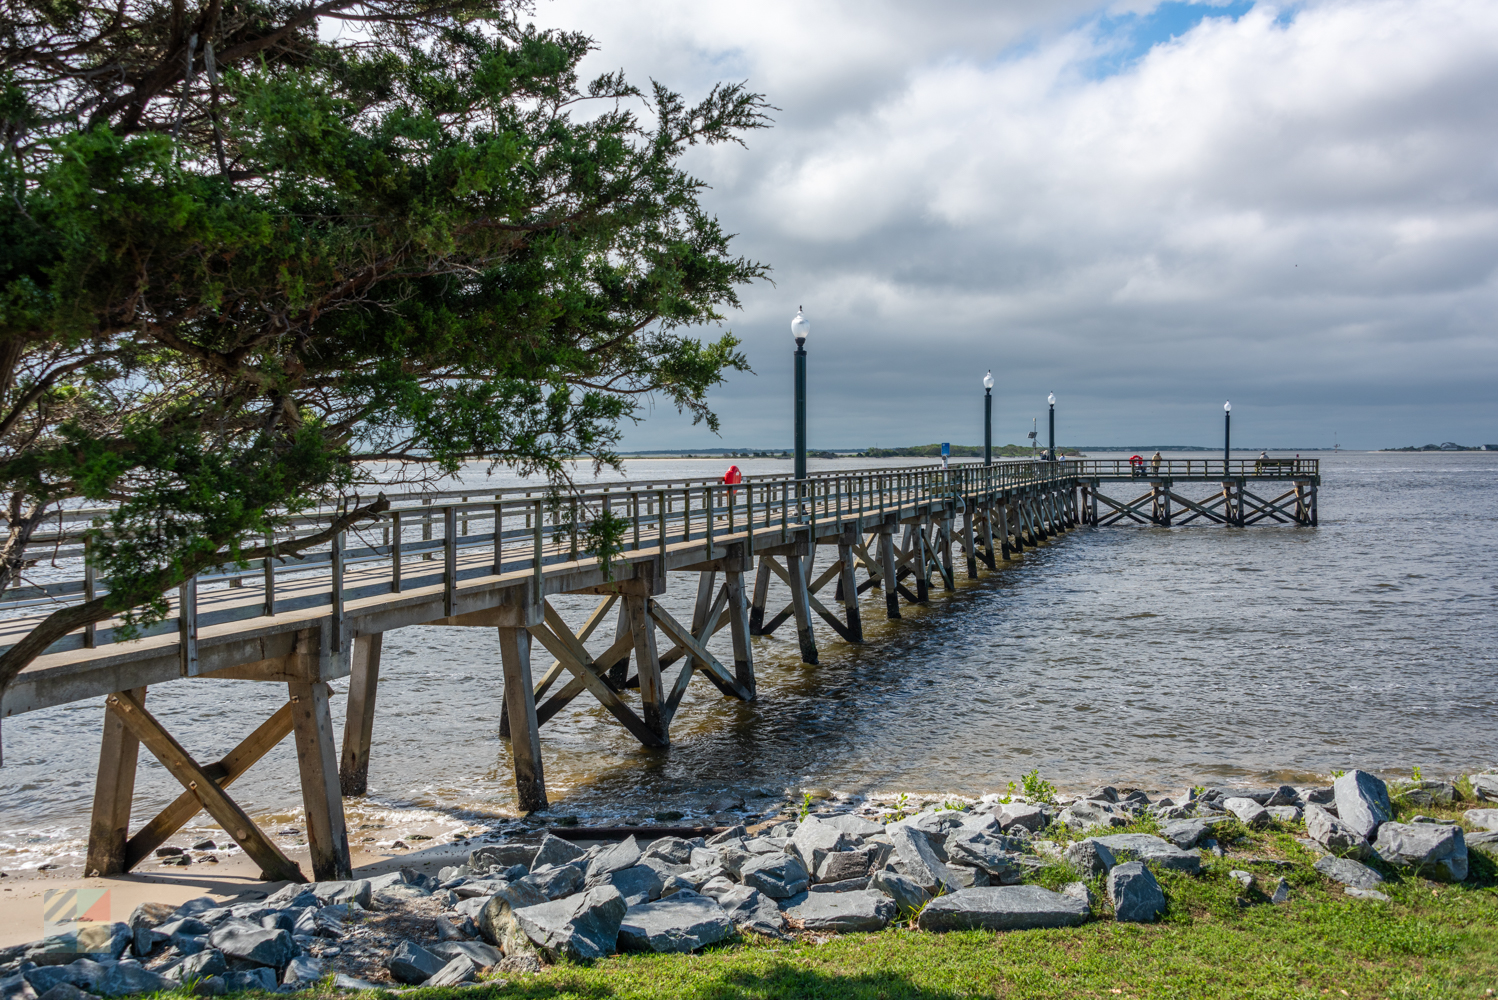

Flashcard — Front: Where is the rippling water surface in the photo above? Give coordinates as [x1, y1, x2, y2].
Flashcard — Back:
[3, 451, 1495, 866]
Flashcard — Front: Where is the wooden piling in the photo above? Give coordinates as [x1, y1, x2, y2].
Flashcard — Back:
[499, 624, 547, 812]
[289, 677, 352, 881]
[85, 688, 145, 877]
[339, 633, 383, 796]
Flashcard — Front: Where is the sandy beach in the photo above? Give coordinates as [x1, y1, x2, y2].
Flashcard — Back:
[0, 840, 474, 950]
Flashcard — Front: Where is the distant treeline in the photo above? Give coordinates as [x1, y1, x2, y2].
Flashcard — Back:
[864, 443, 1084, 458]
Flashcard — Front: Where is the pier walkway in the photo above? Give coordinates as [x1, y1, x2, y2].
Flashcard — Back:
[0, 458, 1318, 884]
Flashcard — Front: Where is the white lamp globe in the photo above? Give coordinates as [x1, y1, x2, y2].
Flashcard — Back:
[1224, 400, 1231, 412]
[791, 307, 810, 344]
[983, 371, 994, 390]
[1047, 392, 1055, 406]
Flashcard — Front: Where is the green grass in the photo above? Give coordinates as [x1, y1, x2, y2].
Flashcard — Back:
[267, 808, 1498, 1000]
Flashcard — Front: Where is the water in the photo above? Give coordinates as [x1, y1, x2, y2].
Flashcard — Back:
[3, 451, 1495, 868]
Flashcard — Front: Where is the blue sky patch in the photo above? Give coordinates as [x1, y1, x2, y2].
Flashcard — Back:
[1086, 1, 1260, 78]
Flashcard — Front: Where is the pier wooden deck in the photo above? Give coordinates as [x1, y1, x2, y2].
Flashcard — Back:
[0, 458, 1317, 883]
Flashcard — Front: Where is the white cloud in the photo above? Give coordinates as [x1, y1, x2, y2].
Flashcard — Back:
[532, 0, 1498, 448]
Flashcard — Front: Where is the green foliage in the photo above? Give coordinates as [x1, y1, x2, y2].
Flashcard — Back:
[1019, 768, 1057, 805]
[0, 1, 772, 685]
[880, 793, 910, 824]
[798, 792, 813, 822]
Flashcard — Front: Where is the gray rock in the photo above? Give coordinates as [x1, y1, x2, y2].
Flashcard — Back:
[596, 865, 665, 907]
[469, 843, 540, 871]
[706, 826, 748, 846]
[1471, 774, 1498, 801]
[513, 885, 628, 962]
[332, 974, 380, 990]
[1160, 819, 1216, 849]
[309, 880, 374, 909]
[1223, 797, 1270, 826]
[886, 823, 958, 893]
[205, 925, 293, 969]
[1266, 805, 1303, 823]
[36, 984, 88, 1000]
[717, 886, 788, 938]
[617, 893, 734, 953]
[824, 814, 884, 838]
[998, 802, 1048, 833]
[1264, 785, 1300, 807]
[477, 882, 550, 952]
[1059, 881, 1094, 913]
[99, 962, 174, 996]
[947, 864, 991, 888]
[281, 956, 323, 985]
[659, 875, 697, 898]
[680, 865, 729, 890]
[698, 876, 737, 898]
[917, 885, 1089, 932]
[641, 837, 696, 866]
[1270, 878, 1291, 904]
[944, 830, 1025, 882]
[688, 847, 720, 869]
[1373, 822, 1468, 882]
[429, 940, 502, 969]
[1063, 839, 1116, 877]
[815, 846, 877, 883]
[1347, 887, 1392, 901]
[1086, 786, 1120, 802]
[1107, 861, 1166, 923]
[790, 816, 856, 874]
[1056, 801, 1130, 831]
[1229, 870, 1253, 890]
[1462, 808, 1498, 832]
[787, 890, 895, 932]
[1335, 770, 1392, 839]
[1313, 855, 1384, 890]
[126, 902, 176, 931]
[221, 969, 276, 993]
[1, 973, 36, 1000]
[1304, 803, 1372, 859]
[424, 956, 477, 987]
[532, 833, 587, 871]
[170, 949, 227, 983]
[809, 876, 872, 893]
[388, 939, 446, 985]
[739, 852, 810, 899]
[869, 870, 930, 917]
[524, 862, 586, 900]
[586, 836, 642, 881]
[170, 946, 224, 982]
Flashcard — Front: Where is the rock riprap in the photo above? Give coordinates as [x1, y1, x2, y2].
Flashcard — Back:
[916, 886, 1088, 932]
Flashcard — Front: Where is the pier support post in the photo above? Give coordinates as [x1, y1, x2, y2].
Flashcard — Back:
[909, 521, 930, 603]
[339, 633, 383, 796]
[939, 513, 956, 591]
[724, 570, 756, 697]
[998, 504, 1015, 557]
[835, 532, 864, 643]
[786, 546, 820, 665]
[626, 595, 667, 739]
[749, 558, 772, 635]
[961, 506, 978, 579]
[877, 526, 901, 619]
[289, 676, 352, 882]
[85, 687, 145, 877]
[499, 623, 547, 812]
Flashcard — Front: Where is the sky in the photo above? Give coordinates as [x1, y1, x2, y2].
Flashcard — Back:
[525, 0, 1498, 451]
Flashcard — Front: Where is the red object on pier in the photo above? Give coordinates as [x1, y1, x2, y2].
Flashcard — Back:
[1129, 454, 1144, 467]
[723, 465, 742, 485]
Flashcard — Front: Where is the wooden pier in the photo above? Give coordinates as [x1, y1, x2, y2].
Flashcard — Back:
[0, 458, 1318, 883]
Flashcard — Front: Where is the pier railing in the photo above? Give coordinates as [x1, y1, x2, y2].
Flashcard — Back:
[0, 461, 1069, 657]
[0, 456, 1320, 658]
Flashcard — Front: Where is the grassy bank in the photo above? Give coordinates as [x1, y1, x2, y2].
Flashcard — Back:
[302, 801, 1498, 1000]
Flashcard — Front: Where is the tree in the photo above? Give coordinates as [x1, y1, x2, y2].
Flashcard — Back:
[0, 0, 771, 699]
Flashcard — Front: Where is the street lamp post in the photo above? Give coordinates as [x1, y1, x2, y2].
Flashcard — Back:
[1047, 392, 1056, 461]
[1223, 400, 1231, 473]
[983, 371, 994, 466]
[792, 307, 810, 481]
